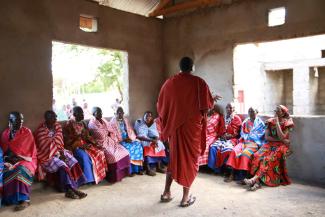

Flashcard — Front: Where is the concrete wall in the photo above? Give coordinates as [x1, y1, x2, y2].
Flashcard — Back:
[265, 70, 293, 114]
[0, 0, 164, 130]
[246, 115, 325, 187]
[310, 67, 325, 114]
[162, 0, 325, 185]
[163, 0, 325, 108]
[287, 116, 325, 187]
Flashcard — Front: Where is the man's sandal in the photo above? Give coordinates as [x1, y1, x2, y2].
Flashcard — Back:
[180, 195, 196, 208]
[160, 194, 173, 203]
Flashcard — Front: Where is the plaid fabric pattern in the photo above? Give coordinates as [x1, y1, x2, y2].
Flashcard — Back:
[198, 113, 224, 166]
[86, 146, 107, 183]
[88, 118, 129, 164]
[42, 150, 78, 173]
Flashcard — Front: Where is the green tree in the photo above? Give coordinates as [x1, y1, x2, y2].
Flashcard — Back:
[81, 50, 124, 100]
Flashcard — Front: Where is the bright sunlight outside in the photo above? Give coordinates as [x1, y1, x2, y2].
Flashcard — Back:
[51, 41, 128, 121]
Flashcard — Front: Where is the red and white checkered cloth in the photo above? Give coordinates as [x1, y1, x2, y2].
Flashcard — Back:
[198, 113, 225, 166]
[86, 146, 107, 184]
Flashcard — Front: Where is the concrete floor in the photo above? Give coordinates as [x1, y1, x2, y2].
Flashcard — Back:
[0, 172, 324, 217]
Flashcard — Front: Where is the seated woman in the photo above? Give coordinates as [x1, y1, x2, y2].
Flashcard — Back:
[198, 104, 225, 166]
[225, 107, 265, 182]
[35, 110, 87, 199]
[244, 105, 294, 191]
[63, 106, 107, 184]
[88, 107, 130, 183]
[134, 111, 166, 176]
[110, 107, 144, 176]
[1, 112, 37, 211]
[207, 103, 242, 173]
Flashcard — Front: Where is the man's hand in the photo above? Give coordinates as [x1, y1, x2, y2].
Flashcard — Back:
[213, 94, 223, 101]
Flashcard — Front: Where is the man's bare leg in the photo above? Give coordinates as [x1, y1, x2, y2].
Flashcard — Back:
[181, 187, 190, 203]
[161, 172, 173, 200]
[180, 186, 196, 207]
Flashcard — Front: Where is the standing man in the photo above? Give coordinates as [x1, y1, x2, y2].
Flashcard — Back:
[157, 57, 214, 207]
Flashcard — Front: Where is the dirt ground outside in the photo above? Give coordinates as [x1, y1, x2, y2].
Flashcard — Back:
[0, 172, 324, 217]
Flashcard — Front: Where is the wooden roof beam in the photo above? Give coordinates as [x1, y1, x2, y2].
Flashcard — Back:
[149, 0, 222, 17]
[149, 0, 173, 17]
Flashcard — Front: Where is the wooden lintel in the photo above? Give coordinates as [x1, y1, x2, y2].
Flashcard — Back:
[149, 0, 222, 17]
[149, 0, 173, 17]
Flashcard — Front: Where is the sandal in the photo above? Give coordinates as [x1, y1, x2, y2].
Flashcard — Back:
[73, 189, 87, 199]
[160, 194, 173, 203]
[65, 189, 79, 199]
[14, 201, 30, 211]
[146, 169, 156, 176]
[137, 170, 144, 175]
[243, 178, 255, 186]
[180, 195, 196, 207]
[249, 182, 261, 191]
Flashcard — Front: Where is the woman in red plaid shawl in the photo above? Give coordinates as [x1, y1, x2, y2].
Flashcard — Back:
[63, 106, 107, 184]
[35, 110, 87, 199]
[198, 104, 225, 166]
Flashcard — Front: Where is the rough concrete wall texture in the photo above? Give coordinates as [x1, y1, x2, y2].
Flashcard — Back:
[253, 115, 325, 187]
[287, 116, 325, 186]
[0, 0, 164, 130]
[265, 70, 293, 114]
[163, 0, 325, 107]
[314, 67, 325, 114]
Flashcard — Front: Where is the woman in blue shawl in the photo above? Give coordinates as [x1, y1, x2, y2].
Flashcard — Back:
[225, 107, 265, 182]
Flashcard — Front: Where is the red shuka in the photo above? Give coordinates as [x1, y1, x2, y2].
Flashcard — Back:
[1, 127, 38, 175]
[157, 72, 213, 187]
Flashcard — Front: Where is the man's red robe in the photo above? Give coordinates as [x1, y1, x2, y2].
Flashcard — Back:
[157, 72, 213, 187]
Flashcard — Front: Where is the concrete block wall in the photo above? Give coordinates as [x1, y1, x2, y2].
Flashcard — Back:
[163, 0, 325, 109]
[256, 115, 325, 187]
[264, 70, 293, 114]
[314, 67, 325, 114]
[287, 116, 325, 187]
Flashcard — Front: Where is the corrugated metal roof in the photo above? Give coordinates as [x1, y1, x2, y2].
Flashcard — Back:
[93, 0, 160, 17]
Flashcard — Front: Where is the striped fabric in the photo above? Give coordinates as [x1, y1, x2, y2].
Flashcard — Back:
[35, 122, 64, 164]
[63, 119, 107, 184]
[88, 117, 129, 164]
[85, 146, 107, 183]
[3, 166, 33, 186]
[198, 113, 224, 166]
